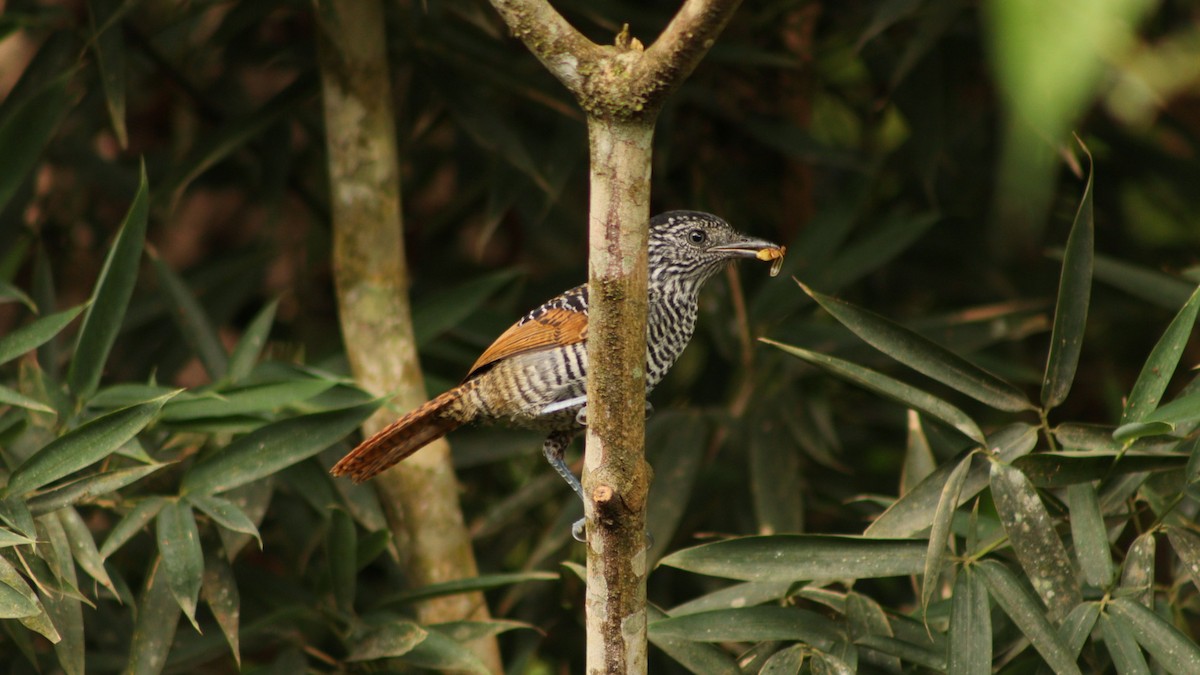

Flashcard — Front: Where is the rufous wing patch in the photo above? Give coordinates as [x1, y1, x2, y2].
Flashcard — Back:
[466, 307, 588, 379]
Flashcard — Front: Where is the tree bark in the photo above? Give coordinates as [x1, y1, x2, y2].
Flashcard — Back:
[313, 2, 501, 671]
[485, 1, 742, 672]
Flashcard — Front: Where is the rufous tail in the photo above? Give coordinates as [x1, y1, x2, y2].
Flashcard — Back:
[331, 387, 468, 482]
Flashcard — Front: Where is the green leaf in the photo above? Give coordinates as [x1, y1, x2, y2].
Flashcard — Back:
[989, 460, 1080, 619]
[346, 620, 428, 661]
[149, 251, 228, 381]
[0, 526, 36, 548]
[1013, 452, 1185, 487]
[28, 463, 166, 515]
[0, 304, 84, 366]
[866, 423, 1037, 538]
[327, 508, 356, 615]
[1058, 602, 1101, 656]
[100, 497, 167, 559]
[975, 560, 1082, 675]
[1092, 253, 1195, 311]
[0, 279, 37, 312]
[1165, 526, 1200, 595]
[646, 412, 709, 562]
[181, 401, 378, 495]
[1111, 420, 1176, 442]
[0, 384, 56, 414]
[762, 339, 985, 444]
[4, 392, 177, 496]
[948, 567, 991, 675]
[668, 581, 794, 617]
[647, 605, 741, 674]
[1100, 612, 1151, 675]
[201, 548, 241, 666]
[902, 410, 936, 495]
[87, 0, 129, 148]
[227, 298, 278, 382]
[923, 453, 971, 612]
[658, 535, 926, 581]
[0, 73, 71, 215]
[396, 627, 491, 674]
[188, 494, 262, 548]
[801, 283, 1033, 412]
[57, 507, 116, 596]
[161, 378, 336, 421]
[1068, 482, 1114, 586]
[412, 270, 520, 346]
[127, 561, 181, 675]
[0, 555, 40, 619]
[761, 644, 806, 674]
[68, 163, 150, 400]
[1119, 531, 1155, 607]
[1109, 598, 1200, 673]
[1041, 152, 1094, 409]
[649, 606, 840, 648]
[156, 501, 203, 630]
[374, 571, 558, 607]
[1122, 285, 1200, 423]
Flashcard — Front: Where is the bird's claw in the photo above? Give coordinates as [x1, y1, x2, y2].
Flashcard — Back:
[572, 518, 586, 542]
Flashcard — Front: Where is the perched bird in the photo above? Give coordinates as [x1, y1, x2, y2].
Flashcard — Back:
[331, 211, 784, 537]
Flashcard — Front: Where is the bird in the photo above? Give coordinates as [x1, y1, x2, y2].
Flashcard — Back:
[331, 211, 784, 538]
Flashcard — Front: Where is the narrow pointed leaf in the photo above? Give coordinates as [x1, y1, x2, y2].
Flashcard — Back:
[0, 527, 36, 548]
[976, 560, 1082, 675]
[374, 571, 558, 607]
[1119, 531, 1155, 607]
[1068, 482, 1114, 586]
[412, 270, 521, 345]
[922, 453, 971, 611]
[5, 392, 177, 496]
[0, 555, 40, 618]
[668, 581, 794, 617]
[68, 163, 150, 400]
[649, 606, 841, 648]
[161, 378, 336, 421]
[0, 384, 55, 414]
[0, 74, 72, 215]
[0, 304, 84, 366]
[1100, 613, 1151, 675]
[201, 549, 240, 666]
[1122, 285, 1200, 423]
[327, 508, 356, 615]
[346, 621, 428, 661]
[29, 463, 166, 515]
[397, 628, 491, 674]
[1014, 452, 1184, 488]
[149, 252, 228, 380]
[88, 0, 129, 148]
[101, 497, 167, 559]
[127, 562, 180, 675]
[989, 461, 1080, 619]
[902, 410, 936, 495]
[188, 494, 261, 548]
[155, 502, 203, 630]
[181, 401, 378, 495]
[761, 644, 806, 674]
[802, 283, 1033, 411]
[658, 535, 926, 581]
[227, 298, 278, 382]
[647, 605, 741, 674]
[1109, 598, 1200, 673]
[1041, 153, 1094, 409]
[1092, 253, 1195, 310]
[57, 508, 115, 596]
[949, 567, 991, 675]
[1058, 602, 1101, 656]
[763, 339, 985, 444]
[1165, 526, 1200, 595]
[867, 423, 1036, 538]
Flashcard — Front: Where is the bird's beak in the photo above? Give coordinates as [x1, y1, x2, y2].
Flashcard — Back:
[712, 237, 787, 276]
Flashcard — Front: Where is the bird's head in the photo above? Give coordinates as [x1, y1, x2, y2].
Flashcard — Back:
[648, 211, 784, 287]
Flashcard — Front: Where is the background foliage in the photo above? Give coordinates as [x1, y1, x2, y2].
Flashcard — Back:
[2, 0, 1200, 672]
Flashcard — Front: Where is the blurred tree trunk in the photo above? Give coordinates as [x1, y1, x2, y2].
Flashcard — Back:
[485, 2, 742, 671]
[313, 1, 502, 671]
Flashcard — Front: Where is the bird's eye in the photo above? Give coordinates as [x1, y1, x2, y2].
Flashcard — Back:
[688, 229, 707, 245]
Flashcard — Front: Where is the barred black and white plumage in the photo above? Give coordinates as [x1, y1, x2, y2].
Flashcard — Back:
[331, 211, 783, 535]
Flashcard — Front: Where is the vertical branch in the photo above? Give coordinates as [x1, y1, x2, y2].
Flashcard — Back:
[313, 1, 501, 671]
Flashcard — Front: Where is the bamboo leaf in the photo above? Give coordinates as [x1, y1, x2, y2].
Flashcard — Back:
[1109, 598, 1200, 673]
[1092, 253, 1195, 311]
[227, 298, 279, 382]
[948, 567, 991, 675]
[975, 560, 1082, 675]
[922, 453, 971, 612]
[100, 497, 167, 559]
[4, 392, 177, 497]
[658, 535, 926, 581]
[412, 270, 521, 346]
[1041, 151, 1094, 409]
[801, 283, 1033, 411]
[989, 460, 1081, 619]
[127, 561, 180, 675]
[1068, 482, 1114, 586]
[149, 251, 228, 380]
[902, 410, 936, 495]
[188, 494, 262, 548]
[327, 508, 356, 615]
[761, 644, 806, 675]
[1119, 531, 1155, 607]
[374, 571, 558, 607]
[1100, 612, 1151, 675]
[1121, 285, 1200, 423]
[647, 605, 741, 674]
[0, 304, 84, 366]
[87, 0, 129, 148]
[28, 463, 166, 515]
[161, 378, 336, 422]
[396, 627, 491, 674]
[155, 501, 203, 630]
[0, 73, 72, 215]
[0, 384, 56, 414]
[68, 162, 150, 400]
[346, 620, 427, 661]
[0, 555, 40, 619]
[1058, 602, 1101, 656]
[57, 508, 115, 596]
[1014, 452, 1184, 488]
[201, 548, 241, 666]
[1165, 526, 1200, 595]
[762, 339, 985, 444]
[181, 401, 378, 496]
[649, 606, 841, 648]
[0, 526, 36, 548]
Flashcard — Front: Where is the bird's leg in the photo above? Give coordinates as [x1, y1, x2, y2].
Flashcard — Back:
[644, 400, 654, 419]
[542, 430, 588, 541]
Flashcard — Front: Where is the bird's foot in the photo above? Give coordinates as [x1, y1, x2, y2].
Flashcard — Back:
[644, 401, 654, 419]
[572, 518, 586, 542]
